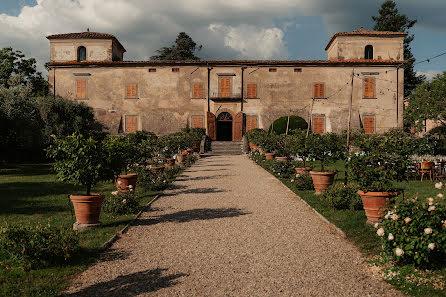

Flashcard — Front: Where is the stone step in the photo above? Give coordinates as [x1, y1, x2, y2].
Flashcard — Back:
[210, 141, 244, 155]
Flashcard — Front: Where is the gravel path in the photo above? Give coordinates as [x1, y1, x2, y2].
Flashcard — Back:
[65, 155, 404, 297]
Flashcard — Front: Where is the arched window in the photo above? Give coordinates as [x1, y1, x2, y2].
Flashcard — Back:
[77, 46, 86, 62]
[365, 45, 373, 60]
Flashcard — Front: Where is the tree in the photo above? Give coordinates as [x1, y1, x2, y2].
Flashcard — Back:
[0, 47, 48, 95]
[404, 72, 446, 131]
[372, 0, 424, 96]
[151, 32, 202, 60]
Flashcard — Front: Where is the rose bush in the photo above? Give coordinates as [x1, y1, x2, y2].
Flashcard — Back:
[102, 190, 140, 215]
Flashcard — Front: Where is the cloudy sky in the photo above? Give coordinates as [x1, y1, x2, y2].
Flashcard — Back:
[1, 0, 445, 79]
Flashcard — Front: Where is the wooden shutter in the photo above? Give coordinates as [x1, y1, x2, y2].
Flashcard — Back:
[313, 83, 324, 98]
[76, 79, 87, 99]
[247, 84, 257, 98]
[219, 77, 231, 97]
[313, 117, 324, 134]
[125, 116, 137, 133]
[363, 117, 375, 134]
[364, 78, 375, 98]
[207, 112, 216, 140]
[232, 112, 244, 142]
[192, 116, 204, 128]
[126, 83, 137, 98]
[246, 117, 257, 131]
[193, 83, 203, 98]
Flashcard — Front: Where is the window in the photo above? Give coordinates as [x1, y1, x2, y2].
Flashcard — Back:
[247, 83, 257, 98]
[365, 45, 373, 60]
[363, 78, 376, 98]
[172, 68, 179, 72]
[246, 117, 257, 131]
[313, 117, 325, 134]
[313, 83, 325, 99]
[269, 68, 277, 72]
[191, 116, 204, 128]
[126, 83, 137, 99]
[148, 68, 156, 72]
[219, 77, 231, 97]
[77, 46, 86, 62]
[294, 68, 302, 73]
[76, 78, 87, 99]
[193, 83, 204, 98]
[363, 116, 375, 134]
[125, 116, 137, 133]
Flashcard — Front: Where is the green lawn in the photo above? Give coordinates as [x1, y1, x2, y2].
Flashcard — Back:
[0, 164, 160, 297]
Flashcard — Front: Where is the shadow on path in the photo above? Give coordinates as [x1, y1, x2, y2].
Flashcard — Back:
[163, 187, 229, 196]
[175, 175, 232, 182]
[64, 268, 187, 297]
[136, 208, 250, 226]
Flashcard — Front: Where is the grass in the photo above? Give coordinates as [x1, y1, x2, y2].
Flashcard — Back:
[256, 158, 446, 296]
[0, 163, 161, 297]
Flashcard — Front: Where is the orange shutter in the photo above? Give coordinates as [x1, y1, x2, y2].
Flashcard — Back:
[76, 79, 87, 99]
[246, 117, 257, 131]
[193, 83, 203, 98]
[247, 84, 257, 98]
[313, 117, 324, 134]
[192, 116, 204, 128]
[125, 116, 137, 133]
[219, 77, 231, 97]
[364, 78, 375, 98]
[126, 84, 137, 98]
[363, 117, 375, 134]
[313, 83, 324, 98]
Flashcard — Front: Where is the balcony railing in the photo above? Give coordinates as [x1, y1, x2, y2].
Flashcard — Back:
[209, 92, 242, 101]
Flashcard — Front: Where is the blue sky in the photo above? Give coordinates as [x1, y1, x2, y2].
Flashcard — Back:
[0, 0, 445, 79]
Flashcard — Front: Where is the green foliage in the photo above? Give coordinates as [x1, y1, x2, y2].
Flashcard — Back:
[184, 154, 198, 167]
[159, 132, 195, 157]
[258, 133, 278, 154]
[323, 183, 362, 210]
[377, 185, 446, 267]
[102, 191, 140, 215]
[46, 134, 107, 195]
[245, 128, 267, 146]
[276, 135, 293, 157]
[182, 127, 206, 143]
[134, 169, 169, 192]
[102, 135, 128, 179]
[290, 174, 314, 190]
[150, 32, 202, 60]
[269, 160, 295, 179]
[0, 223, 79, 270]
[289, 129, 311, 166]
[405, 72, 446, 132]
[372, 0, 424, 96]
[268, 116, 308, 134]
[306, 133, 345, 171]
[125, 131, 158, 168]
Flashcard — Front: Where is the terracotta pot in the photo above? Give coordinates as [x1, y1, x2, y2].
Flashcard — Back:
[309, 171, 336, 194]
[295, 167, 312, 176]
[164, 158, 175, 168]
[149, 166, 164, 173]
[70, 194, 104, 225]
[265, 153, 275, 160]
[276, 156, 289, 162]
[186, 148, 194, 155]
[116, 173, 138, 192]
[358, 190, 395, 224]
[177, 152, 187, 164]
[249, 142, 260, 151]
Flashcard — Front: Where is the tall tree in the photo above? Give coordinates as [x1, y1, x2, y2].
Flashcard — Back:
[151, 32, 202, 60]
[372, 0, 424, 96]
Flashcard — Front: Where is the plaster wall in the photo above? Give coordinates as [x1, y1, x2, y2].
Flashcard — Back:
[50, 39, 113, 62]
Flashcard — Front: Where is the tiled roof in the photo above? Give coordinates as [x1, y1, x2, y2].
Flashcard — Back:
[46, 31, 126, 52]
[46, 59, 406, 67]
[325, 28, 407, 50]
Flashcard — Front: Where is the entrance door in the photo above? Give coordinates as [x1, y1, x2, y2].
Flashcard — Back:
[219, 77, 231, 97]
[232, 112, 244, 141]
[207, 112, 216, 141]
[216, 112, 233, 141]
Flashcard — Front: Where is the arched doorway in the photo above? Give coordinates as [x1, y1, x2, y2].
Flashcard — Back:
[268, 115, 308, 134]
[216, 112, 233, 141]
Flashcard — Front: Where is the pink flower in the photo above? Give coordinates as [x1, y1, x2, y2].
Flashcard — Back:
[435, 182, 443, 189]
[404, 217, 411, 224]
[427, 197, 434, 203]
[377, 228, 385, 237]
[391, 214, 399, 221]
[388, 233, 394, 240]
[111, 191, 118, 196]
[428, 205, 436, 211]
[424, 228, 433, 235]
[122, 199, 127, 204]
[395, 248, 404, 257]
[437, 193, 444, 199]
[428, 243, 436, 250]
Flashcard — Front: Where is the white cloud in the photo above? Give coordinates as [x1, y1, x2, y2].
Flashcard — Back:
[416, 70, 443, 80]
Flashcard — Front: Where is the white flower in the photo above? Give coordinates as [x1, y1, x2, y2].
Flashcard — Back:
[395, 248, 404, 257]
[122, 199, 127, 204]
[392, 214, 399, 221]
[428, 205, 436, 211]
[118, 181, 123, 185]
[427, 197, 434, 203]
[128, 185, 133, 189]
[111, 191, 118, 196]
[435, 182, 443, 189]
[374, 223, 379, 229]
[388, 233, 394, 241]
[428, 243, 436, 250]
[376, 228, 385, 237]
[404, 217, 411, 224]
[291, 179, 295, 183]
[424, 228, 433, 235]
[385, 211, 393, 219]
[437, 193, 444, 199]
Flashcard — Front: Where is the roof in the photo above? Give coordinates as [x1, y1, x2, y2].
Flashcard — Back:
[46, 59, 406, 68]
[46, 31, 126, 52]
[325, 28, 407, 50]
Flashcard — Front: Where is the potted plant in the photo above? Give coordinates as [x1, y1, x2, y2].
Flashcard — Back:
[246, 128, 267, 152]
[275, 135, 292, 162]
[259, 133, 277, 159]
[290, 130, 312, 175]
[349, 131, 411, 224]
[47, 133, 108, 230]
[306, 133, 344, 194]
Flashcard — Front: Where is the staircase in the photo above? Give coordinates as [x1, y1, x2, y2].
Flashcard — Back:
[209, 141, 244, 155]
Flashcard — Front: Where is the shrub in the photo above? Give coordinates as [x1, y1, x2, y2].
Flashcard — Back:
[322, 183, 362, 210]
[289, 130, 311, 167]
[164, 166, 181, 179]
[0, 224, 79, 270]
[270, 160, 295, 179]
[102, 191, 140, 215]
[135, 169, 169, 192]
[291, 174, 314, 190]
[250, 150, 266, 164]
[185, 155, 198, 167]
[376, 183, 446, 267]
[246, 128, 267, 146]
[306, 133, 345, 171]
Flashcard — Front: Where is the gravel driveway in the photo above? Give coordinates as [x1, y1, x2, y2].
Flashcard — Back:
[65, 155, 404, 297]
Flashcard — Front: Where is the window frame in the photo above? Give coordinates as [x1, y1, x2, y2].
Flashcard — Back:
[365, 45, 374, 60]
[363, 77, 376, 99]
[362, 115, 376, 134]
[75, 78, 88, 100]
[124, 115, 138, 134]
[312, 83, 326, 99]
[218, 76, 232, 97]
[192, 83, 204, 99]
[246, 83, 257, 99]
[312, 115, 325, 134]
[125, 83, 138, 99]
[77, 46, 86, 62]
